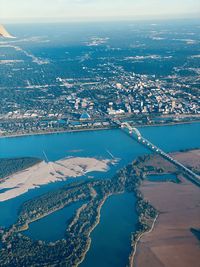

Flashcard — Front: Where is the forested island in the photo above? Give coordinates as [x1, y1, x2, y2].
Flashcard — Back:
[1, 148, 197, 266]
[0, 155, 157, 267]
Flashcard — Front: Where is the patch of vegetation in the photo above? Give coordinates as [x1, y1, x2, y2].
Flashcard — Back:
[0, 157, 158, 267]
[0, 157, 42, 180]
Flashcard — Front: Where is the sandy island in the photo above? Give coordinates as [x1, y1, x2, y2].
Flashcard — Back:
[0, 157, 115, 202]
[134, 149, 200, 267]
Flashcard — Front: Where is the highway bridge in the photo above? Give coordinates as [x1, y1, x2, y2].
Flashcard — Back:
[113, 119, 200, 186]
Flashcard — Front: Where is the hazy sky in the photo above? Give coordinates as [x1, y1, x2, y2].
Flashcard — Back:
[0, 0, 200, 22]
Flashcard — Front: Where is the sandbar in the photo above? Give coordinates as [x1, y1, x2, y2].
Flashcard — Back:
[0, 157, 114, 202]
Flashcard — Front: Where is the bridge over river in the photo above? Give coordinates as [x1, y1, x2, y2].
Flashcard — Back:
[112, 119, 200, 186]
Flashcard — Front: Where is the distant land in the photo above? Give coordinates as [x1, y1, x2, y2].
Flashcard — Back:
[0, 24, 15, 38]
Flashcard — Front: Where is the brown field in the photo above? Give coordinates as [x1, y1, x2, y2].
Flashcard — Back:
[134, 149, 200, 267]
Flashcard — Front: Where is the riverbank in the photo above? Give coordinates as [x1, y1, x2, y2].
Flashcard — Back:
[129, 214, 158, 267]
[76, 193, 112, 267]
[133, 149, 200, 267]
[1, 119, 200, 139]
[0, 133, 199, 266]
[0, 154, 141, 266]
[0, 127, 113, 139]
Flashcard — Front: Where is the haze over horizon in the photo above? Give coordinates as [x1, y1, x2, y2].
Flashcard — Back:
[0, 0, 200, 23]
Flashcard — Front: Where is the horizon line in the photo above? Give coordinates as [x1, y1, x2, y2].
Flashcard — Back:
[2, 13, 200, 24]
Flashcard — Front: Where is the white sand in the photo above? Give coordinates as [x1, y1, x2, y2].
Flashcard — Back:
[0, 157, 114, 202]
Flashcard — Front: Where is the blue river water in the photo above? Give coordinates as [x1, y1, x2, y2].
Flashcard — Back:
[81, 193, 137, 267]
[0, 128, 149, 227]
[0, 123, 200, 266]
[0, 123, 200, 228]
[24, 201, 84, 242]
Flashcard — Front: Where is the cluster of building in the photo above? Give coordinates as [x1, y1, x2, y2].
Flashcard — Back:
[0, 36, 199, 136]
[0, 67, 199, 136]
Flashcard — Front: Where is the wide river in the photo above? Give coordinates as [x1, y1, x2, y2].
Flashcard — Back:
[0, 123, 200, 266]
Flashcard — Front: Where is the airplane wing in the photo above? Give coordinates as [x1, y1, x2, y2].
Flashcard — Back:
[0, 24, 15, 38]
